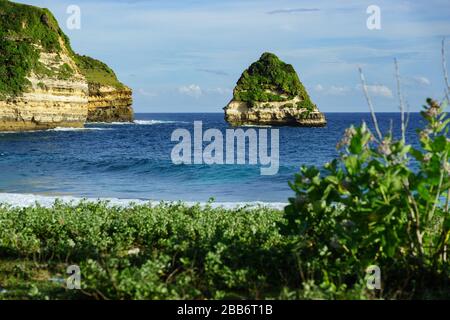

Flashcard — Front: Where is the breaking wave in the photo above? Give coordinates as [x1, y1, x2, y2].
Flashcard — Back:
[0, 193, 287, 210]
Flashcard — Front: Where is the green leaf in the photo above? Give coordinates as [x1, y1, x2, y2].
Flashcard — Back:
[325, 176, 339, 185]
[344, 156, 359, 175]
[349, 135, 363, 154]
[410, 148, 424, 161]
[432, 135, 447, 152]
[417, 183, 433, 201]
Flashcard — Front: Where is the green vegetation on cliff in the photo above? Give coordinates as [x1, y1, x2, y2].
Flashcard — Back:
[234, 52, 314, 110]
[74, 54, 124, 89]
[0, 0, 123, 97]
[0, 0, 62, 96]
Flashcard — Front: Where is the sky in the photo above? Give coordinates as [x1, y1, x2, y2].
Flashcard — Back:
[15, 0, 450, 113]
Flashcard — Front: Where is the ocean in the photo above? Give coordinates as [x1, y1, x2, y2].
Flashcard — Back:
[0, 113, 425, 205]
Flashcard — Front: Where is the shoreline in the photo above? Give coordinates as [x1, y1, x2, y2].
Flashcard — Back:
[0, 192, 287, 210]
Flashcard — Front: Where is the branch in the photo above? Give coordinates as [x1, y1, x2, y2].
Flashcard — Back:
[402, 181, 424, 258]
[358, 67, 383, 141]
[394, 58, 406, 142]
[442, 38, 450, 102]
[405, 100, 411, 134]
[429, 151, 447, 221]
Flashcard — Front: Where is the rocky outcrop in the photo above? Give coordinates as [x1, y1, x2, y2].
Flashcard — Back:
[0, 1, 133, 131]
[0, 80, 88, 131]
[87, 84, 133, 122]
[225, 99, 326, 127]
[224, 52, 326, 127]
[0, 50, 88, 131]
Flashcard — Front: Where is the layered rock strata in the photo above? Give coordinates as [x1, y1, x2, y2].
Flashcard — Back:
[87, 84, 133, 122]
[0, 1, 133, 131]
[224, 52, 326, 127]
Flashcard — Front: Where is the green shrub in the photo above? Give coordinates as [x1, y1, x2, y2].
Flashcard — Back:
[296, 100, 315, 111]
[0, 201, 296, 299]
[0, 37, 37, 98]
[285, 98, 450, 298]
[58, 63, 74, 80]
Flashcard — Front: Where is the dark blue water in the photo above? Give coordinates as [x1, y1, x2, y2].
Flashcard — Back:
[0, 113, 424, 202]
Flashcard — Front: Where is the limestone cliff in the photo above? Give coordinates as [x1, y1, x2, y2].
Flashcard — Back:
[76, 54, 134, 123]
[0, 0, 133, 131]
[224, 52, 326, 127]
[87, 84, 133, 123]
[0, 45, 89, 131]
[225, 99, 327, 127]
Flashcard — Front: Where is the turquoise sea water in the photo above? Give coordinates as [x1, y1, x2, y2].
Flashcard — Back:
[0, 113, 424, 203]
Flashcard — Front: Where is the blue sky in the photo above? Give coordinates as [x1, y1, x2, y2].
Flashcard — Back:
[16, 0, 450, 112]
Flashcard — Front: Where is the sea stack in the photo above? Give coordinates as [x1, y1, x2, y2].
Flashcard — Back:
[0, 1, 133, 131]
[224, 52, 326, 127]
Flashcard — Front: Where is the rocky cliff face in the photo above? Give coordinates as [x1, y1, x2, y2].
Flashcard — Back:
[0, 1, 133, 131]
[87, 84, 133, 122]
[224, 53, 326, 127]
[225, 98, 326, 127]
[0, 47, 89, 131]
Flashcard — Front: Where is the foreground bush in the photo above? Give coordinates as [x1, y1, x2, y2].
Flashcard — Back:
[0, 202, 298, 299]
[285, 99, 450, 298]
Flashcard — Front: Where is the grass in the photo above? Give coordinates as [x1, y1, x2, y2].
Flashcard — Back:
[74, 54, 124, 89]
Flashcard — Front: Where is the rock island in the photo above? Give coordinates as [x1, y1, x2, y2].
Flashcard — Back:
[224, 52, 326, 127]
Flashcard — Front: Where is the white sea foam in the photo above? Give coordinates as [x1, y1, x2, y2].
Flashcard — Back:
[0, 120, 188, 134]
[50, 127, 112, 131]
[0, 193, 287, 210]
[240, 124, 272, 128]
[86, 121, 133, 125]
[0, 129, 44, 134]
[0, 127, 111, 134]
[86, 120, 188, 126]
[133, 120, 187, 125]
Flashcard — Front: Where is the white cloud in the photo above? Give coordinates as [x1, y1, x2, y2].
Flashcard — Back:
[412, 76, 431, 86]
[314, 84, 350, 95]
[328, 85, 351, 95]
[316, 83, 393, 98]
[356, 84, 393, 98]
[366, 85, 393, 98]
[179, 84, 202, 98]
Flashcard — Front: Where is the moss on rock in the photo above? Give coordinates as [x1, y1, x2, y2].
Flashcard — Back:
[233, 52, 314, 110]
